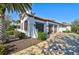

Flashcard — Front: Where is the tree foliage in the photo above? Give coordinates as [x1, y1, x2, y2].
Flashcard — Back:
[71, 25, 79, 34]
[0, 3, 31, 43]
[0, 3, 32, 14]
[72, 19, 79, 26]
[71, 19, 79, 34]
[16, 20, 20, 24]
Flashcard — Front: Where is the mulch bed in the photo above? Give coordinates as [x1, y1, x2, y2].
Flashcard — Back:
[5, 38, 41, 54]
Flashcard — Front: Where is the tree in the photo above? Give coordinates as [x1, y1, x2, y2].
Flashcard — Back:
[16, 20, 20, 24]
[72, 19, 79, 25]
[4, 15, 12, 29]
[62, 22, 70, 25]
[71, 19, 79, 33]
[71, 25, 79, 33]
[0, 3, 32, 43]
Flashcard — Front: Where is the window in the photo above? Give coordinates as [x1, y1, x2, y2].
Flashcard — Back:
[24, 21, 28, 31]
[35, 22, 44, 32]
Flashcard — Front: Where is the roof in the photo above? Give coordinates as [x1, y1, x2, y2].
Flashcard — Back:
[21, 13, 68, 26]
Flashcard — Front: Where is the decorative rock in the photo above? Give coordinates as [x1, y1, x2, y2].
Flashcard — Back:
[12, 33, 79, 55]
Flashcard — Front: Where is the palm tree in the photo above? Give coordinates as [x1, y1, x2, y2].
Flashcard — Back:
[0, 3, 32, 43]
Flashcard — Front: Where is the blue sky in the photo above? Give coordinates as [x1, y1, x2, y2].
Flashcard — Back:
[7, 3, 79, 23]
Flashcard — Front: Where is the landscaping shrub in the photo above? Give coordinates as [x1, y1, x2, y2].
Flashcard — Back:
[1, 30, 10, 43]
[71, 25, 79, 34]
[5, 25, 16, 40]
[6, 30, 14, 35]
[6, 25, 15, 31]
[5, 30, 14, 42]
[14, 30, 25, 39]
[5, 25, 17, 35]
[63, 30, 71, 33]
[38, 32, 47, 41]
[0, 44, 6, 55]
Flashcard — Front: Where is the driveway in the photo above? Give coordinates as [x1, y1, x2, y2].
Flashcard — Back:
[5, 38, 41, 54]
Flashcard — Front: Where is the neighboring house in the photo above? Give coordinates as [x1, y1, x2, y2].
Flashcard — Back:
[17, 12, 71, 38]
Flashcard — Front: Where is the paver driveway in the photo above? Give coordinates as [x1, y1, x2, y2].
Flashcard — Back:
[5, 38, 41, 54]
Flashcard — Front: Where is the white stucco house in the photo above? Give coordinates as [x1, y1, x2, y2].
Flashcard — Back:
[17, 10, 71, 38]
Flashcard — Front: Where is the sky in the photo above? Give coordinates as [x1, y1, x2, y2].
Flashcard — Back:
[7, 3, 79, 23]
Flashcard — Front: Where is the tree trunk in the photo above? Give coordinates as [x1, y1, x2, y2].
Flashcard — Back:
[0, 15, 6, 43]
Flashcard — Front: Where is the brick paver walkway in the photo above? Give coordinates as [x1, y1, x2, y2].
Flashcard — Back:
[5, 38, 41, 54]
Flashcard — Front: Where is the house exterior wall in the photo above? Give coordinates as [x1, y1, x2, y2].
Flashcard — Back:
[58, 25, 71, 32]
[20, 16, 38, 38]
[27, 17, 38, 38]
[18, 14, 71, 38]
[58, 27, 66, 32]
[20, 16, 48, 38]
[29, 17, 48, 38]
[66, 26, 71, 31]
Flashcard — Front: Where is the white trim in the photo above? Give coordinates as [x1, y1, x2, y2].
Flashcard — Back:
[19, 14, 71, 38]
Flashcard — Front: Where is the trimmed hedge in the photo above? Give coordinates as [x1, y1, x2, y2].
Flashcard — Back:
[38, 32, 47, 41]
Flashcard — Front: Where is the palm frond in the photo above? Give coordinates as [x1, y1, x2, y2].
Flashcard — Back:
[0, 3, 32, 14]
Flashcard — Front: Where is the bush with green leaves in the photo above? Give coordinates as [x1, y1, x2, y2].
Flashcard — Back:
[38, 32, 47, 41]
[63, 30, 71, 33]
[6, 30, 14, 35]
[5, 25, 17, 37]
[14, 30, 26, 39]
[5, 25, 17, 40]
[4, 32, 10, 43]
[0, 44, 6, 55]
[6, 25, 16, 31]
[71, 25, 79, 34]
